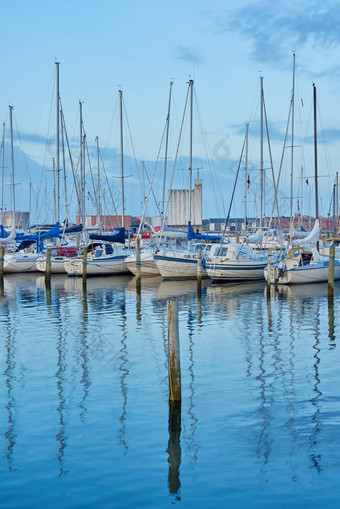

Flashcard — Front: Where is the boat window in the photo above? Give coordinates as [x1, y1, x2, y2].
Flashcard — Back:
[105, 244, 114, 255]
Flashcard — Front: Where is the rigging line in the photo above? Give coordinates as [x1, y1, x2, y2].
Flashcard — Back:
[85, 137, 100, 216]
[193, 90, 222, 217]
[223, 136, 246, 232]
[262, 95, 281, 232]
[122, 98, 142, 191]
[99, 149, 119, 223]
[268, 97, 292, 224]
[162, 83, 190, 232]
[137, 118, 168, 236]
[60, 105, 83, 227]
[102, 94, 119, 162]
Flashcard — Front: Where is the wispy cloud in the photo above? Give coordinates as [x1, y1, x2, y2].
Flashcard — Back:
[215, 0, 340, 63]
[175, 46, 204, 65]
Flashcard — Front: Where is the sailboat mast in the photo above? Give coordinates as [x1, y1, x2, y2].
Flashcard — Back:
[188, 79, 194, 224]
[56, 61, 60, 224]
[313, 83, 319, 221]
[336, 171, 339, 232]
[290, 53, 295, 226]
[162, 81, 173, 217]
[1, 122, 5, 225]
[260, 77, 264, 231]
[96, 136, 101, 229]
[79, 100, 84, 224]
[244, 122, 249, 231]
[9, 106, 15, 229]
[119, 90, 124, 228]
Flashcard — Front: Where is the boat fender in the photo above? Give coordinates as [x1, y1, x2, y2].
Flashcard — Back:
[202, 257, 206, 269]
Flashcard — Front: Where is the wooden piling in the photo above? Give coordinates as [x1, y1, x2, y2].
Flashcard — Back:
[328, 245, 335, 297]
[76, 233, 80, 247]
[82, 246, 88, 282]
[136, 238, 141, 293]
[197, 247, 202, 296]
[266, 247, 272, 293]
[235, 233, 240, 243]
[0, 245, 4, 278]
[167, 300, 181, 402]
[45, 248, 51, 282]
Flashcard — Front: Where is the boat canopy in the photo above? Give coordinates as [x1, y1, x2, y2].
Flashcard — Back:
[18, 222, 60, 242]
[187, 221, 221, 242]
[89, 227, 125, 244]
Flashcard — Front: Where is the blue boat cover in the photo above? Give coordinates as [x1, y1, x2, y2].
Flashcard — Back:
[89, 228, 126, 244]
[187, 221, 221, 242]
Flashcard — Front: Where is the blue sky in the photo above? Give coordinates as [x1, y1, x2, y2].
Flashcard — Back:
[1, 0, 340, 224]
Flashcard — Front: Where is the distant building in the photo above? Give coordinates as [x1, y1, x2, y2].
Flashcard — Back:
[2, 211, 30, 229]
[168, 179, 202, 229]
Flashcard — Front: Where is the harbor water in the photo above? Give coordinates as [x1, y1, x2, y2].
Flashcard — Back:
[0, 274, 340, 508]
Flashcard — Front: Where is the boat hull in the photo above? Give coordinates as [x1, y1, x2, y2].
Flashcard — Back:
[4, 253, 39, 273]
[64, 255, 130, 276]
[154, 254, 208, 280]
[36, 256, 68, 274]
[267, 263, 340, 284]
[206, 261, 267, 282]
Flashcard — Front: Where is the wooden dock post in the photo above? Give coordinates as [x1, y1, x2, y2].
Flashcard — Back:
[76, 233, 80, 247]
[45, 248, 51, 283]
[197, 248, 202, 296]
[167, 300, 181, 402]
[0, 245, 4, 279]
[266, 247, 272, 294]
[136, 238, 141, 293]
[82, 246, 88, 283]
[235, 233, 240, 243]
[328, 245, 335, 297]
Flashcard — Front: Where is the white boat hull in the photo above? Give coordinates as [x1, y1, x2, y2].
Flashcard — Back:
[154, 254, 208, 280]
[36, 256, 68, 274]
[64, 255, 130, 276]
[206, 261, 267, 282]
[267, 263, 340, 284]
[4, 252, 40, 273]
[125, 250, 160, 276]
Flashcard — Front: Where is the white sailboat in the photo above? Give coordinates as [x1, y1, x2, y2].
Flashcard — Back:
[64, 90, 130, 277]
[205, 242, 267, 282]
[266, 84, 340, 285]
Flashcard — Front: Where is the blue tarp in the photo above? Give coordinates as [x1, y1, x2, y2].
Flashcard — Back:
[89, 228, 126, 245]
[19, 222, 60, 242]
[187, 221, 221, 242]
[0, 225, 10, 238]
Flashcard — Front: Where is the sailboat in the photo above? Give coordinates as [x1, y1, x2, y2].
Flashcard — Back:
[266, 84, 340, 284]
[153, 80, 216, 280]
[64, 90, 130, 277]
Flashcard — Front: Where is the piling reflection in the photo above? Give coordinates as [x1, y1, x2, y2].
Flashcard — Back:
[167, 401, 181, 496]
[4, 302, 16, 472]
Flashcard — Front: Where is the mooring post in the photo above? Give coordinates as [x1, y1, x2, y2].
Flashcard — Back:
[0, 245, 4, 279]
[136, 237, 141, 293]
[266, 247, 272, 294]
[197, 247, 202, 296]
[167, 300, 181, 402]
[328, 245, 335, 298]
[82, 246, 88, 283]
[76, 233, 80, 247]
[45, 247, 51, 283]
[235, 233, 240, 243]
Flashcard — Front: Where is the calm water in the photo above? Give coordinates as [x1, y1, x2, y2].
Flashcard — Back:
[0, 274, 340, 508]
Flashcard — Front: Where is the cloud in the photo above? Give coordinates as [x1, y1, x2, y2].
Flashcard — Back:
[13, 130, 51, 146]
[215, 0, 340, 63]
[175, 46, 204, 65]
